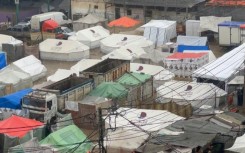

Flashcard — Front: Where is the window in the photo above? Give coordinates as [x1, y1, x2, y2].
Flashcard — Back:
[127, 9, 132, 16]
[47, 100, 52, 110]
[145, 10, 152, 17]
[94, 5, 98, 9]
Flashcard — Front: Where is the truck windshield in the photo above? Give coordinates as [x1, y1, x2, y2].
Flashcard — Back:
[23, 97, 46, 108]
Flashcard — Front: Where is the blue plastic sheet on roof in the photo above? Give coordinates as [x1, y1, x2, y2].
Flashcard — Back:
[218, 21, 245, 27]
[0, 88, 32, 109]
[0, 52, 6, 69]
[177, 45, 209, 52]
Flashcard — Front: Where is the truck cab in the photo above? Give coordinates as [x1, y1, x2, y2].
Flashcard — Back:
[22, 90, 57, 123]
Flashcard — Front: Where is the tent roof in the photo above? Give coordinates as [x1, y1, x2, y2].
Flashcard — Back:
[47, 69, 74, 82]
[218, 21, 245, 27]
[0, 88, 32, 109]
[193, 43, 245, 81]
[141, 20, 176, 28]
[117, 72, 151, 86]
[40, 125, 92, 153]
[70, 59, 102, 76]
[70, 26, 110, 42]
[130, 63, 174, 81]
[0, 115, 43, 138]
[183, 50, 216, 62]
[207, 0, 245, 6]
[74, 14, 106, 24]
[228, 76, 244, 85]
[166, 52, 207, 59]
[176, 35, 208, 46]
[108, 16, 140, 28]
[89, 82, 128, 99]
[0, 34, 23, 47]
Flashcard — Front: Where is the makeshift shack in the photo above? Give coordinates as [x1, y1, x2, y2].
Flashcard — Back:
[69, 26, 109, 49]
[70, 59, 102, 76]
[39, 39, 90, 61]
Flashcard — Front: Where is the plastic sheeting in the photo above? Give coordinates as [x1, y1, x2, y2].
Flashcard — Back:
[200, 16, 232, 32]
[70, 59, 102, 76]
[177, 35, 208, 46]
[47, 69, 75, 82]
[39, 39, 90, 61]
[186, 20, 201, 36]
[142, 20, 176, 47]
[193, 43, 245, 81]
[226, 133, 245, 153]
[100, 34, 154, 54]
[0, 51, 6, 69]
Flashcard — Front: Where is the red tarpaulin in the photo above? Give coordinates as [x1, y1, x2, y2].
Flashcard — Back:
[108, 16, 140, 28]
[166, 52, 208, 59]
[42, 19, 59, 32]
[0, 115, 44, 138]
[207, 0, 245, 6]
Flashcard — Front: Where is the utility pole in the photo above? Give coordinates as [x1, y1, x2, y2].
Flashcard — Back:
[15, 0, 19, 24]
[98, 107, 106, 153]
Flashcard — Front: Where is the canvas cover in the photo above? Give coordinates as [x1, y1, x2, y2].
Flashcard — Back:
[185, 20, 201, 36]
[0, 51, 6, 69]
[0, 34, 23, 51]
[200, 16, 232, 32]
[176, 35, 207, 46]
[157, 80, 227, 108]
[47, 69, 74, 82]
[70, 59, 102, 76]
[39, 39, 90, 61]
[0, 88, 32, 109]
[12, 55, 47, 81]
[193, 43, 245, 81]
[142, 20, 177, 46]
[100, 34, 154, 54]
[69, 26, 109, 49]
[40, 125, 92, 153]
[108, 16, 140, 28]
[117, 72, 151, 86]
[89, 82, 128, 99]
[101, 45, 146, 61]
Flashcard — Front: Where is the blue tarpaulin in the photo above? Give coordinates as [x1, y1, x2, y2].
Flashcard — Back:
[0, 88, 32, 109]
[177, 45, 209, 52]
[0, 52, 6, 69]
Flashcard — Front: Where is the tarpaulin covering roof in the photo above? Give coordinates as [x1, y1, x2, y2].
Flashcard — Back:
[207, 0, 245, 6]
[117, 72, 151, 86]
[42, 19, 59, 31]
[0, 115, 43, 138]
[178, 45, 209, 52]
[89, 82, 128, 99]
[177, 35, 208, 46]
[166, 52, 207, 59]
[0, 88, 32, 109]
[40, 125, 92, 153]
[0, 51, 6, 69]
[108, 16, 140, 28]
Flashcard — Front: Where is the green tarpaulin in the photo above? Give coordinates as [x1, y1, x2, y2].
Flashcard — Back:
[89, 82, 128, 99]
[117, 72, 151, 86]
[40, 125, 92, 153]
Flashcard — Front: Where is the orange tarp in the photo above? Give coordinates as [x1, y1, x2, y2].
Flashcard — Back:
[167, 53, 208, 59]
[0, 115, 44, 138]
[108, 16, 140, 28]
[207, 0, 245, 6]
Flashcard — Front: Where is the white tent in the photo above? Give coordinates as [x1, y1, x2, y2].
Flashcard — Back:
[157, 80, 227, 109]
[100, 34, 154, 54]
[186, 20, 201, 36]
[0, 67, 33, 94]
[0, 34, 23, 51]
[39, 39, 90, 61]
[200, 16, 232, 32]
[141, 20, 176, 47]
[47, 69, 75, 82]
[68, 26, 109, 49]
[226, 133, 245, 153]
[105, 107, 184, 132]
[192, 43, 245, 82]
[73, 14, 106, 31]
[176, 35, 207, 46]
[12, 55, 47, 81]
[183, 50, 216, 63]
[130, 63, 174, 87]
[101, 46, 146, 61]
[70, 59, 102, 76]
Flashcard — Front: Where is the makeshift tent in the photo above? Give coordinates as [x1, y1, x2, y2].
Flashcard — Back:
[100, 34, 154, 54]
[105, 128, 149, 153]
[183, 50, 216, 63]
[0, 34, 23, 51]
[69, 26, 110, 49]
[176, 35, 208, 52]
[0, 67, 33, 95]
[101, 45, 146, 61]
[0, 51, 6, 69]
[73, 14, 106, 31]
[0, 115, 45, 153]
[89, 82, 128, 100]
[0, 88, 32, 109]
[42, 19, 59, 32]
[157, 80, 227, 109]
[40, 125, 92, 153]
[193, 43, 245, 89]
[11, 55, 47, 81]
[199, 16, 232, 32]
[130, 63, 175, 87]
[164, 52, 209, 77]
[226, 133, 245, 153]
[186, 20, 201, 36]
[108, 16, 140, 28]
[47, 69, 75, 82]
[70, 59, 102, 76]
[105, 107, 184, 131]
[39, 39, 90, 61]
[141, 20, 177, 47]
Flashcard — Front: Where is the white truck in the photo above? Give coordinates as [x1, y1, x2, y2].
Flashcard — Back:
[31, 12, 72, 31]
